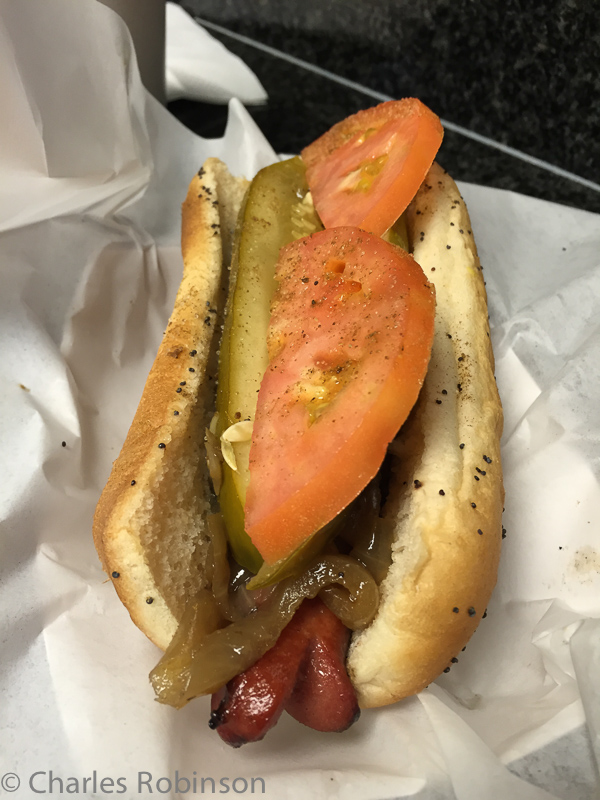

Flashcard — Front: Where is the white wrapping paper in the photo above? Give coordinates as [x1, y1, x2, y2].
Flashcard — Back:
[165, 2, 268, 104]
[1, 2, 599, 798]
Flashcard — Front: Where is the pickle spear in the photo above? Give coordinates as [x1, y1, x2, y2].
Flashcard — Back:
[382, 213, 409, 251]
[216, 157, 322, 571]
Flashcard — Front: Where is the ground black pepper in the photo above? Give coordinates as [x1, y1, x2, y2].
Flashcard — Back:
[439, 489, 445, 496]
[477, 529, 483, 535]
[468, 607, 476, 617]
[190, 350, 197, 356]
[414, 479, 422, 488]
[176, 387, 182, 393]
[460, 443, 465, 449]
[158, 443, 166, 449]
[452, 607, 459, 613]
[112, 571, 120, 579]
[146, 598, 154, 604]
[471, 502, 476, 508]
[483, 455, 492, 464]
[131, 480, 136, 486]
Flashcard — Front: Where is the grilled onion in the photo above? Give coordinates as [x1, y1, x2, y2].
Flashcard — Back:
[151, 554, 378, 707]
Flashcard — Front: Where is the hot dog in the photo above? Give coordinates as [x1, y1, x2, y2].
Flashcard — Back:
[93, 100, 504, 745]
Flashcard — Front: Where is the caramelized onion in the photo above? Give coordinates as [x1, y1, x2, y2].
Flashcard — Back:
[228, 564, 258, 618]
[206, 514, 236, 621]
[150, 589, 223, 709]
[319, 561, 380, 630]
[152, 555, 378, 707]
[350, 516, 395, 584]
[337, 480, 394, 584]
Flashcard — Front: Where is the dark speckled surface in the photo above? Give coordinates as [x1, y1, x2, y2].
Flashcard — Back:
[171, 0, 600, 214]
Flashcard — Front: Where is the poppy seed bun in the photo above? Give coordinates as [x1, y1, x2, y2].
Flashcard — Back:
[93, 159, 249, 651]
[346, 162, 504, 707]
[93, 158, 503, 708]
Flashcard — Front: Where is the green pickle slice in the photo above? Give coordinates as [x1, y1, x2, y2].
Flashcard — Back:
[247, 517, 340, 590]
[382, 213, 409, 251]
[216, 157, 322, 571]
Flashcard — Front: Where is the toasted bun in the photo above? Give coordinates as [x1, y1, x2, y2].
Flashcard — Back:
[347, 162, 504, 707]
[93, 159, 248, 650]
[94, 158, 503, 709]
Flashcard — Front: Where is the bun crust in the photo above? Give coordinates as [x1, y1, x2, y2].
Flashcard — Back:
[93, 159, 248, 650]
[347, 163, 504, 707]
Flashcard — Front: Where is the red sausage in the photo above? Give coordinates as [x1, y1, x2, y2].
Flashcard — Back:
[210, 599, 359, 746]
[285, 604, 359, 732]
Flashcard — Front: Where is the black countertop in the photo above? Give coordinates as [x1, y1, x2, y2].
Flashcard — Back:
[170, 0, 600, 214]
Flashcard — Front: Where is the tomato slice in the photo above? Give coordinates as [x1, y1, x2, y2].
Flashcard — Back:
[244, 227, 435, 564]
[301, 99, 443, 237]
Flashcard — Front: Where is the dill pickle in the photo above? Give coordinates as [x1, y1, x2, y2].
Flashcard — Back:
[382, 213, 410, 251]
[216, 157, 322, 571]
[247, 517, 340, 590]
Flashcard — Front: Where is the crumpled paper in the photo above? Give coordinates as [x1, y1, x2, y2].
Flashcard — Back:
[1, 1, 599, 799]
[165, 1, 268, 104]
